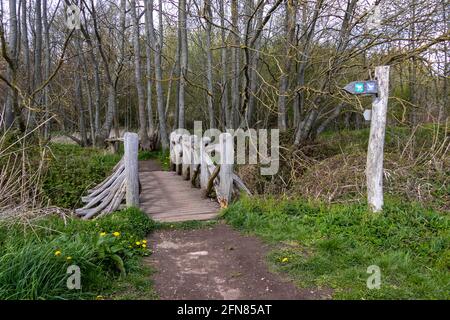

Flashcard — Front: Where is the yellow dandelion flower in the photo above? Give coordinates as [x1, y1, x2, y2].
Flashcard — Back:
[100, 232, 107, 237]
[66, 256, 72, 261]
[281, 257, 289, 263]
[113, 232, 120, 237]
[96, 295, 104, 300]
[142, 240, 147, 244]
[142, 244, 146, 248]
[135, 241, 141, 246]
[54, 250, 61, 257]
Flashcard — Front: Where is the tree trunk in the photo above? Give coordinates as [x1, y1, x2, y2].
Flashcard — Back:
[21, 0, 30, 94]
[173, 26, 181, 130]
[316, 103, 344, 135]
[293, 0, 322, 129]
[75, 42, 88, 146]
[294, 0, 356, 144]
[4, 0, 18, 130]
[245, 0, 265, 127]
[219, 0, 229, 130]
[230, 0, 239, 129]
[89, 0, 120, 146]
[43, 0, 51, 138]
[408, 0, 417, 125]
[144, 0, 155, 134]
[131, 0, 150, 149]
[178, 0, 188, 129]
[277, 0, 297, 131]
[204, 0, 215, 129]
[34, 0, 42, 91]
[146, 0, 169, 150]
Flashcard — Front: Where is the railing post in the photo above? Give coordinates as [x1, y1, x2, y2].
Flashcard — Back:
[169, 132, 176, 171]
[219, 132, 234, 207]
[200, 137, 209, 189]
[124, 132, 139, 207]
[181, 134, 191, 180]
[190, 135, 198, 182]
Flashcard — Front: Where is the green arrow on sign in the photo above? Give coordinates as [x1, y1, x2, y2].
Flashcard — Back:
[343, 81, 378, 95]
[355, 82, 365, 93]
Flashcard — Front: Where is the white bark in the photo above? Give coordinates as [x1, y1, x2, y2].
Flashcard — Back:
[125, 132, 140, 207]
[130, 0, 150, 148]
[146, 0, 169, 150]
[219, 133, 234, 206]
[178, 0, 188, 129]
[204, 0, 215, 129]
[366, 66, 390, 213]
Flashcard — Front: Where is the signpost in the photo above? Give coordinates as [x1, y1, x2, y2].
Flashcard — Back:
[343, 80, 378, 96]
[343, 66, 390, 213]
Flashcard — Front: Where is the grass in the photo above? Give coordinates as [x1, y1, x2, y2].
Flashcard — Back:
[43, 143, 122, 209]
[222, 196, 450, 299]
[0, 207, 156, 300]
[110, 265, 158, 300]
[155, 219, 219, 230]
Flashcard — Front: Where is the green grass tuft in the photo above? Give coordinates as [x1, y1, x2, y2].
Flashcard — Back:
[222, 197, 450, 299]
[43, 143, 121, 209]
[0, 208, 155, 300]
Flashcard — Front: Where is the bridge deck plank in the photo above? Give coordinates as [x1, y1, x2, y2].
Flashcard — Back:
[139, 162, 220, 222]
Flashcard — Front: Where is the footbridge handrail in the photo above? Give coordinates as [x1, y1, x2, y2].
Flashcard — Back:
[169, 131, 251, 208]
[76, 132, 139, 219]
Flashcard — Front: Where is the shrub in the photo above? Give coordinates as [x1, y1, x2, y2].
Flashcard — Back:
[0, 208, 155, 300]
[42, 144, 121, 208]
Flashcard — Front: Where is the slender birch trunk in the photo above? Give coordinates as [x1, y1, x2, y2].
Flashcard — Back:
[146, 0, 169, 150]
[219, 0, 229, 130]
[178, 0, 188, 129]
[43, 0, 51, 138]
[131, 0, 150, 149]
[204, 0, 215, 129]
[277, 0, 297, 131]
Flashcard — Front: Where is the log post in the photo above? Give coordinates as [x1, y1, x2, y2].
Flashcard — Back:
[190, 135, 198, 184]
[175, 134, 183, 175]
[200, 137, 209, 189]
[169, 132, 176, 171]
[124, 132, 139, 207]
[181, 134, 191, 180]
[366, 66, 390, 212]
[219, 132, 234, 207]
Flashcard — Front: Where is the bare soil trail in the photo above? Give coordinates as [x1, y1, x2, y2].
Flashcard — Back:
[145, 223, 331, 300]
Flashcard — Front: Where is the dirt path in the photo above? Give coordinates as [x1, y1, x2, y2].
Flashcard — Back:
[145, 223, 331, 300]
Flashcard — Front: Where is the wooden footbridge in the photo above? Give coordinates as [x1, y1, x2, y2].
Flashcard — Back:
[76, 132, 251, 222]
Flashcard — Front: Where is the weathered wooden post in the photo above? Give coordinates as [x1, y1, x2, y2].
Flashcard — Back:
[199, 137, 209, 189]
[124, 132, 139, 207]
[181, 134, 191, 180]
[366, 66, 390, 212]
[169, 132, 176, 171]
[190, 135, 198, 183]
[219, 132, 234, 207]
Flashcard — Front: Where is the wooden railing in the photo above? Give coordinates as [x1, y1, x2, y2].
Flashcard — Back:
[169, 131, 251, 208]
[76, 132, 139, 219]
[76, 130, 251, 219]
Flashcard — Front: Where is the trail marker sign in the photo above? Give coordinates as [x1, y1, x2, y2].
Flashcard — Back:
[344, 80, 378, 95]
